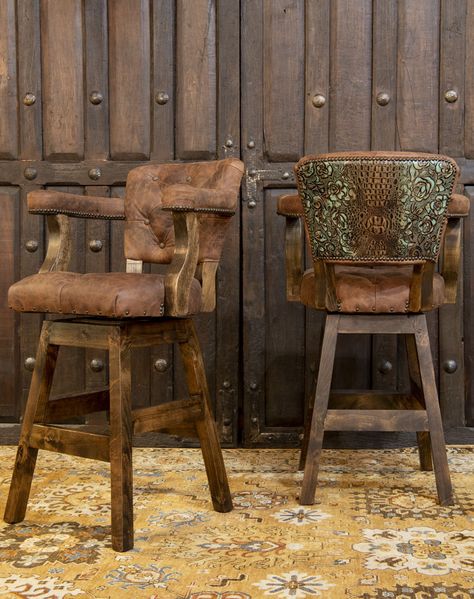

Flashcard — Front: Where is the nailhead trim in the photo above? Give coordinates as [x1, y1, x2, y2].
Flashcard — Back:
[161, 205, 235, 215]
[29, 208, 125, 220]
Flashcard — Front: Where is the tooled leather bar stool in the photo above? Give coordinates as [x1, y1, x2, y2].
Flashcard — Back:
[5, 158, 244, 551]
[277, 151, 469, 506]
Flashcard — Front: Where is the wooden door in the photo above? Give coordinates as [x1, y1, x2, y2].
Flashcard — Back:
[0, 0, 240, 445]
[241, 0, 474, 445]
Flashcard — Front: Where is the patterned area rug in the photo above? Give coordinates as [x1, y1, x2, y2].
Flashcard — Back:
[0, 446, 472, 598]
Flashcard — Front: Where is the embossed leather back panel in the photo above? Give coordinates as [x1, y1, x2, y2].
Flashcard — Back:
[295, 153, 458, 263]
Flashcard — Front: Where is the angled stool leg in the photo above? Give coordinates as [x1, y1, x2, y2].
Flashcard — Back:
[109, 329, 133, 552]
[405, 334, 433, 471]
[300, 314, 339, 505]
[413, 315, 453, 505]
[299, 373, 316, 471]
[4, 322, 59, 523]
[178, 320, 232, 513]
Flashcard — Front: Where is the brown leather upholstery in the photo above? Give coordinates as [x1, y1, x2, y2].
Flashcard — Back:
[300, 266, 445, 313]
[124, 159, 244, 264]
[449, 193, 470, 216]
[28, 191, 125, 220]
[8, 272, 202, 318]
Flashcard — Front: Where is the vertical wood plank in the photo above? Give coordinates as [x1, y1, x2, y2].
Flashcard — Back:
[175, 0, 217, 159]
[215, 0, 241, 444]
[109, 0, 150, 160]
[305, 0, 330, 154]
[465, 3, 474, 158]
[0, 0, 18, 159]
[85, 0, 109, 159]
[263, 0, 304, 161]
[20, 186, 44, 415]
[464, 187, 474, 425]
[265, 189, 305, 426]
[371, 0, 397, 150]
[41, 0, 84, 161]
[0, 188, 19, 419]
[151, 0, 175, 161]
[84, 187, 109, 396]
[329, 0, 372, 151]
[17, 0, 42, 160]
[397, 0, 440, 151]
[439, 0, 466, 156]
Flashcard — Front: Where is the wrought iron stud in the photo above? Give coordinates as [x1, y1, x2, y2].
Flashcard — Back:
[247, 140, 255, 149]
[90, 358, 104, 372]
[312, 94, 326, 108]
[155, 91, 170, 105]
[223, 418, 232, 426]
[444, 89, 458, 103]
[25, 240, 39, 253]
[222, 380, 231, 389]
[23, 93, 36, 106]
[225, 139, 234, 148]
[282, 172, 290, 180]
[249, 382, 258, 391]
[89, 239, 103, 252]
[88, 168, 101, 181]
[24, 357, 36, 371]
[154, 358, 169, 372]
[24, 167, 38, 180]
[377, 359, 393, 374]
[248, 199, 256, 209]
[376, 92, 390, 106]
[89, 91, 103, 105]
[443, 359, 457, 373]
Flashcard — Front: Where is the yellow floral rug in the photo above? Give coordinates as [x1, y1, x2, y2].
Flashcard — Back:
[0, 446, 473, 598]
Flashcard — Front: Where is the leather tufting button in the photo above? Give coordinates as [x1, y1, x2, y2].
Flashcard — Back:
[186, 176, 192, 182]
[152, 176, 159, 181]
[159, 242, 165, 249]
[144, 219, 150, 225]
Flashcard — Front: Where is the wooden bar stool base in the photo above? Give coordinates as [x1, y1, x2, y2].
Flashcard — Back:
[299, 313, 453, 507]
[4, 317, 232, 552]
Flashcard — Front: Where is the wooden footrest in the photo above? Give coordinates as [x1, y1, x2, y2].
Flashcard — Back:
[132, 397, 203, 435]
[30, 424, 110, 461]
[324, 409, 429, 432]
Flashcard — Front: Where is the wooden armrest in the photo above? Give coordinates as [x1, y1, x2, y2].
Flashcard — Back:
[28, 190, 125, 220]
[277, 193, 304, 217]
[276, 195, 305, 301]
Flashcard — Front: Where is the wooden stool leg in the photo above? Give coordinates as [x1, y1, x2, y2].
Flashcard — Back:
[4, 322, 58, 523]
[178, 320, 233, 513]
[109, 330, 133, 552]
[405, 334, 433, 471]
[300, 315, 339, 505]
[413, 316, 453, 505]
[299, 373, 316, 471]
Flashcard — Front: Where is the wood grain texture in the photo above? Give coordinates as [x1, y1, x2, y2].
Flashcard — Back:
[466, 4, 474, 158]
[0, 0, 18, 159]
[263, 0, 304, 161]
[176, 0, 216, 159]
[464, 187, 474, 425]
[397, 0, 440, 151]
[329, 0, 372, 151]
[41, 0, 84, 160]
[0, 188, 19, 419]
[305, 0, 330, 154]
[17, 0, 42, 159]
[30, 424, 110, 462]
[109, 0, 150, 160]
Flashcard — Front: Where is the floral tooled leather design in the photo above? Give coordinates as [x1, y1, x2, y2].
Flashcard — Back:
[295, 156, 458, 263]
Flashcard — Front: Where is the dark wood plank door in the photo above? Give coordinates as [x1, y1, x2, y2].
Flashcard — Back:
[241, 0, 474, 445]
[0, 0, 240, 445]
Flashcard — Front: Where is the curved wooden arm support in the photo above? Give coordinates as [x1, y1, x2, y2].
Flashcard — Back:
[165, 212, 200, 316]
[195, 261, 219, 312]
[39, 214, 72, 273]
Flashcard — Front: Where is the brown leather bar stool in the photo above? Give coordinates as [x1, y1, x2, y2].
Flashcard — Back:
[4, 158, 244, 551]
[277, 151, 469, 506]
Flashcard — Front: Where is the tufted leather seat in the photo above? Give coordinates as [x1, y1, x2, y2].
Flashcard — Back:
[8, 272, 202, 318]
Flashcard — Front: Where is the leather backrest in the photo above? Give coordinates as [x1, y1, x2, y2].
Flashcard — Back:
[295, 152, 458, 264]
[124, 158, 244, 264]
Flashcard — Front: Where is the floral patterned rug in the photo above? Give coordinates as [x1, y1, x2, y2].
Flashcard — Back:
[0, 446, 472, 598]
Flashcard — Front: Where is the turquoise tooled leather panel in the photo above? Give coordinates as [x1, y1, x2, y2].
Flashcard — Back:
[295, 157, 457, 262]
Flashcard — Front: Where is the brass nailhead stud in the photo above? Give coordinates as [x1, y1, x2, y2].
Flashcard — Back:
[154, 358, 168, 372]
[24, 357, 36, 371]
[312, 94, 326, 108]
[90, 358, 104, 372]
[25, 240, 39, 253]
[376, 92, 390, 106]
[89, 239, 103, 252]
[444, 89, 458, 103]
[23, 93, 36, 106]
[88, 168, 101, 180]
[89, 91, 103, 105]
[155, 91, 170, 105]
[24, 167, 38, 180]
